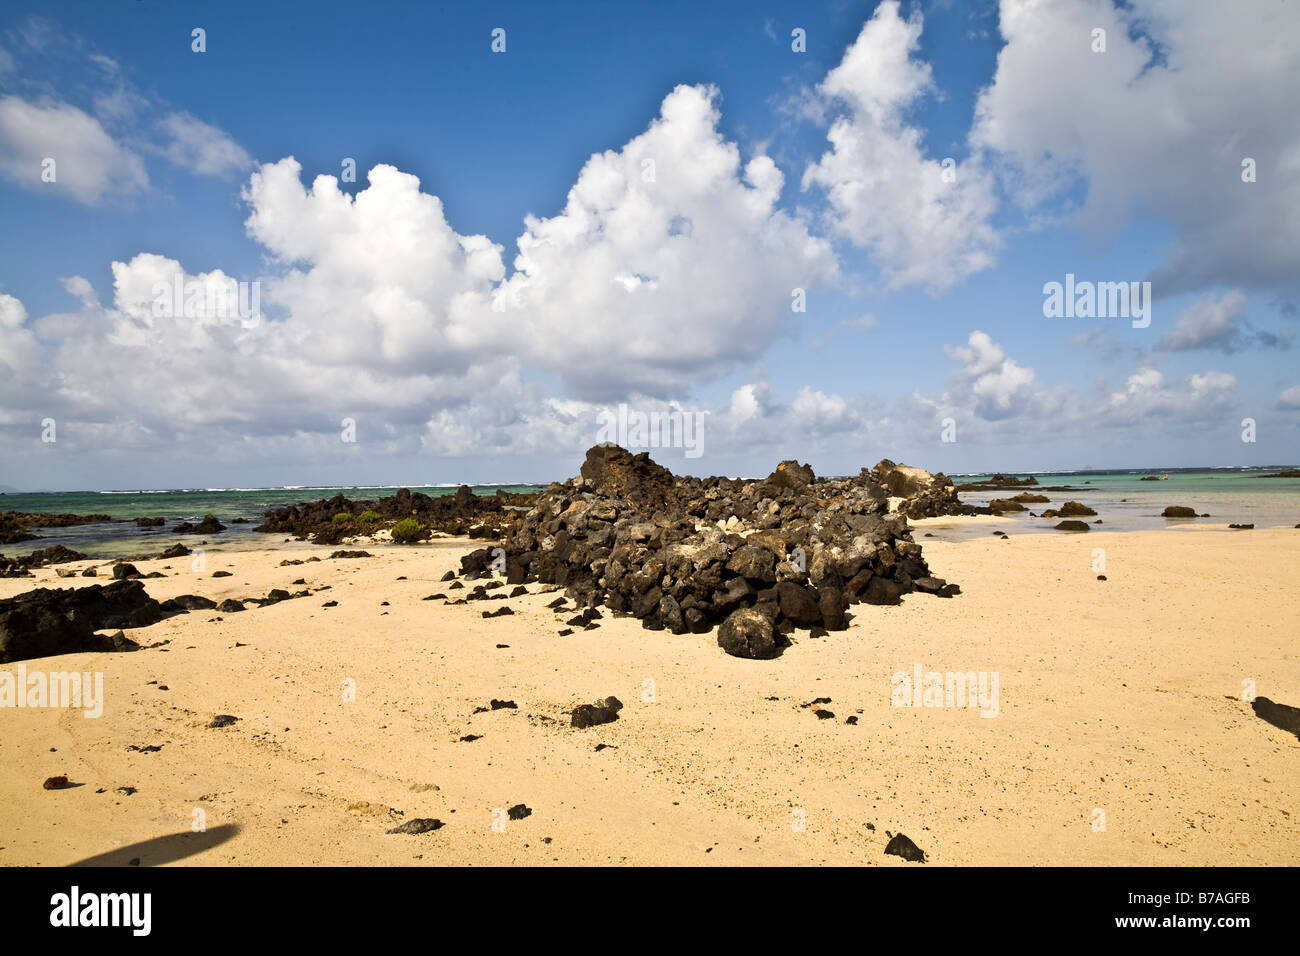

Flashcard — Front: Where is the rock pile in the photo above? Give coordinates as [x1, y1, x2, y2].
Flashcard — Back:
[256, 486, 535, 545]
[174, 514, 226, 535]
[869, 459, 989, 519]
[0, 511, 111, 545]
[0, 545, 89, 578]
[958, 474, 1040, 491]
[0, 580, 176, 664]
[458, 445, 958, 659]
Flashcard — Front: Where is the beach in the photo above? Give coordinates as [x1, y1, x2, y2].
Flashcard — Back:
[1, 523, 1295, 866]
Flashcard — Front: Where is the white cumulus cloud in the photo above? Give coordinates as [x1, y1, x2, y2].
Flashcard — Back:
[803, 1, 1000, 292]
[498, 84, 838, 399]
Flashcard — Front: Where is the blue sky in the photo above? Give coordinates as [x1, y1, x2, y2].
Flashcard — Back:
[1, 0, 1297, 489]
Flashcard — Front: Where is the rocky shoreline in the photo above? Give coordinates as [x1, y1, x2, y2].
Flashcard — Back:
[451, 445, 965, 659]
[0, 511, 112, 545]
[255, 486, 538, 545]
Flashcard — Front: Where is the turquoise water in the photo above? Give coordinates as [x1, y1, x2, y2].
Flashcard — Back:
[0, 485, 545, 558]
[949, 467, 1300, 538]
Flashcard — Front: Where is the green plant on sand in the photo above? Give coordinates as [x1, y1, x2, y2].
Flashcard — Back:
[390, 517, 427, 543]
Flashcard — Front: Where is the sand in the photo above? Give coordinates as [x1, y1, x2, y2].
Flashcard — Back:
[0, 526, 1296, 866]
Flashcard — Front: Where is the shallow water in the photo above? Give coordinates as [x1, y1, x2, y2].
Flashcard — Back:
[949, 468, 1300, 539]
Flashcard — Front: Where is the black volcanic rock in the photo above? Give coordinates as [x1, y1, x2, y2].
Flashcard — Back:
[387, 818, 444, 834]
[961, 474, 1039, 490]
[579, 444, 676, 508]
[1, 511, 110, 546]
[871, 459, 989, 519]
[571, 696, 623, 729]
[160, 594, 217, 612]
[192, 514, 226, 534]
[255, 485, 535, 545]
[717, 607, 780, 659]
[0, 545, 87, 576]
[764, 459, 815, 491]
[0, 580, 175, 664]
[461, 445, 956, 653]
[884, 833, 927, 863]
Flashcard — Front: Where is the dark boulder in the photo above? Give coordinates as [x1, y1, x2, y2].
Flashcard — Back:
[717, 607, 780, 659]
[658, 595, 686, 634]
[192, 515, 226, 534]
[0, 580, 173, 664]
[818, 586, 847, 630]
[862, 576, 901, 606]
[765, 460, 815, 490]
[387, 818, 444, 834]
[570, 696, 623, 729]
[160, 594, 217, 611]
[460, 548, 493, 576]
[579, 444, 675, 508]
[884, 833, 927, 863]
[726, 544, 776, 583]
[776, 580, 820, 627]
[1053, 520, 1090, 532]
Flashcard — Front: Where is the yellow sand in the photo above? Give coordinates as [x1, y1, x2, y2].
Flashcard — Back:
[0, 526, 1296, 866]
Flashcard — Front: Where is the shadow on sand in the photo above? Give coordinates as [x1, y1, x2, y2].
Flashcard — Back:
[67, 824, 240, 867]
[1252, 697, 1300, 742]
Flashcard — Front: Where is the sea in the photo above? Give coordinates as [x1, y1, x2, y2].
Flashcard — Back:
[1, 468, 1297, 557]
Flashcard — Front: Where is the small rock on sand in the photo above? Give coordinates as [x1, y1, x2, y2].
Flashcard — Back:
[386, 818, 444, 834]
[571, 697, 623, 729]
[884, 832, 927, 863]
